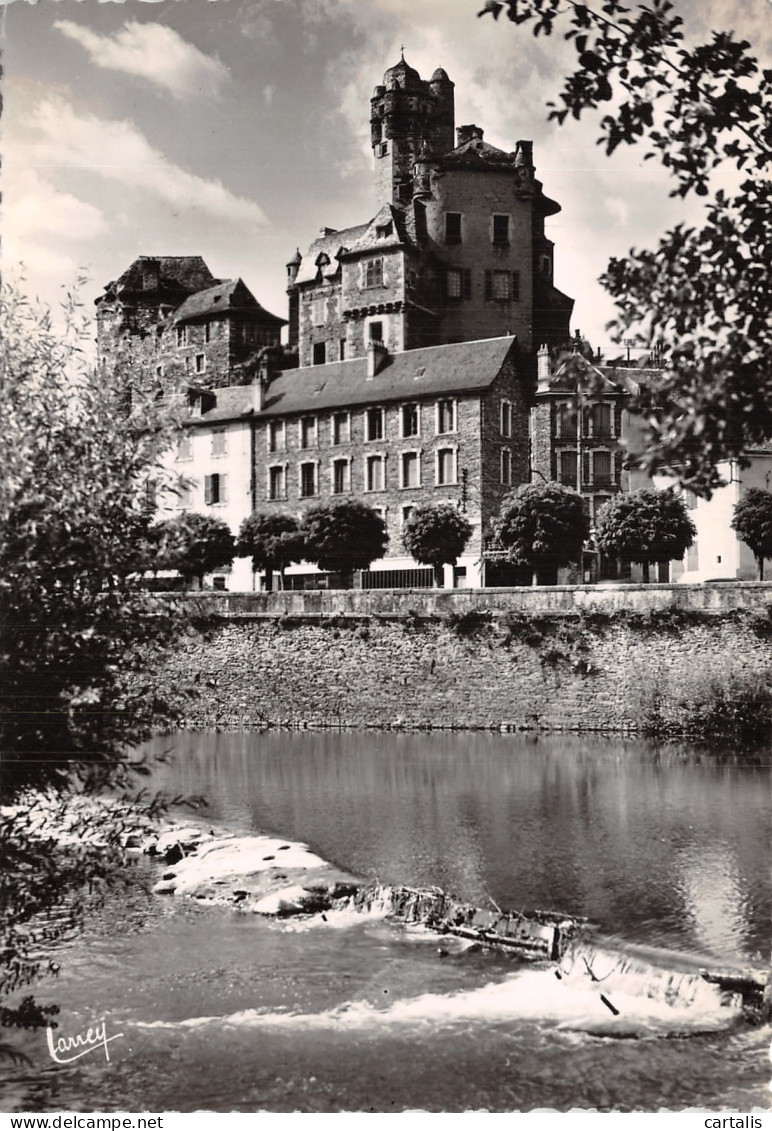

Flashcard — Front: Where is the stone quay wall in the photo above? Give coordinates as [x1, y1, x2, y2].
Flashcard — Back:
[153, 584, 772, 736]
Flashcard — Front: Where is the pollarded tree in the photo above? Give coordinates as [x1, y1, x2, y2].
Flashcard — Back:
[302, 499, 388, 588]
[236, 511, 305, 591]
[595, 488, 695, 581]
[402, 504, 473, 587]
[479, 0, 772, 495]
[493, 482, 588, 585]
[152, 512, 234, 589]
[731, 488, 772, 580]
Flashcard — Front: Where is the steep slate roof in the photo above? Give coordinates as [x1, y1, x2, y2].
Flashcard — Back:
[173, 279, 286, 326]
[109, 256, 217, 296]
[294, 224, 371, 286]
[261, 335, 517, 417]
[183, 336, 518, 426]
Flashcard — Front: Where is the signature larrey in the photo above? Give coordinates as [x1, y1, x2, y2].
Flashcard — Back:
[46, 1020, 124, 1064]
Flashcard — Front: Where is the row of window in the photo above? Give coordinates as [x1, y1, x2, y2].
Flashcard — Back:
[267, 400, 458, 452]
[557, 449, 616, 488]
[554, 402, 616, 439]
[446, 268, 520, 303]
[175, 323, 269, 348]
[268, 448, 461, 500]
[178, 400, 514, 462]
[444, 212, 513, 247]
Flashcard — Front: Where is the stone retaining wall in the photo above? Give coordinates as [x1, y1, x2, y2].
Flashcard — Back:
[154, 586, 772, 736]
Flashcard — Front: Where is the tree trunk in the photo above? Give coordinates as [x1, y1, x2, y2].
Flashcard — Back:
[433, 563, 444, 588]
[641, 561, 650, 583]
[264, 567, 273, 592]
[532, 570, 539, 587]
[757, 556, 764, 581]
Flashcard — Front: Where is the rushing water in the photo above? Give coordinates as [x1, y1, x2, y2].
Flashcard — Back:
[3, 731, 770, 1113]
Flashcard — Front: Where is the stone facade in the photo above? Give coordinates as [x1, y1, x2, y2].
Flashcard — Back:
[96, 257, 287, 390]
[287, 58, 574, 369]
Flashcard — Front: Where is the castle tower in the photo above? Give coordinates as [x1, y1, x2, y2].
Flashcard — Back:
[370, 57, 455, 206]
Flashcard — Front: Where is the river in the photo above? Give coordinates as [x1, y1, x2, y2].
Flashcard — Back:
[3, 731, 770, 1112]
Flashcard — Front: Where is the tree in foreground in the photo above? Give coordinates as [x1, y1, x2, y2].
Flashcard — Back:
[731, 489, 772, 580]
[595, 488, 695, 581]
[152, 512, 235, 589]
[493, 483, 588, 585]
[402, 504, 473, 587]
[302, 500, 388, 588]
[236, 511, 305, 591]
[479, 0, 772, 494]
[0, 281, 185, 1043]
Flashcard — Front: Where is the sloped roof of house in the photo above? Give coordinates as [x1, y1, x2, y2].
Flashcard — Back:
[294, 223, 371, 286]
[184, 336, 518, 426]
[172, 279, 286, 326]
[107, 256, 218, 297]
[261, 335, 518, 417]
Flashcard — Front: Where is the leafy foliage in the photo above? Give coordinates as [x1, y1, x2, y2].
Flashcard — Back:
[236, 511, 304, 590]
[493, 483, 588, 582]
[0, 281, 185, 1041]
[402, 504, 473, 586]
[479, 0, 772, 494]
[595, 488, 695, 579]
[152, 512, 234, 588]
[731, 488, 772, 580]
[302, 500, 388, 585]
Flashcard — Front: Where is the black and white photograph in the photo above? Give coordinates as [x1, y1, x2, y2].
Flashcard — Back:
[1, 0, 770, 1116]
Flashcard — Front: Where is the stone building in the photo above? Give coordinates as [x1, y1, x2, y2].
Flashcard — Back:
[286, 57, 573, 369]
[96, 256, 287, 390]
[163, 335, 529, 589]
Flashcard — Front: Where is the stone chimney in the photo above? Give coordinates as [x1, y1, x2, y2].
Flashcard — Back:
[366, 339, 389, 379]
[252, 345, 283, 409]
[456, 124, 484, 146]
[536, 344, 551, 394]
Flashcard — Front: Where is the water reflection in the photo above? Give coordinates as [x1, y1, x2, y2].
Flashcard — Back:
[141, 730, 771, 961]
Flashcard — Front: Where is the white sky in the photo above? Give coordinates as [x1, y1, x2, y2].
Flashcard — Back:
[2, 0, 769, 357]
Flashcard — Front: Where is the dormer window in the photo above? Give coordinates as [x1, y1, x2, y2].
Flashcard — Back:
[376, 222, 393, 239]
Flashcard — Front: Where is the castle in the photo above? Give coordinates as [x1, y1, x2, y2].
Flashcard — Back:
[97, 58, 702, 591]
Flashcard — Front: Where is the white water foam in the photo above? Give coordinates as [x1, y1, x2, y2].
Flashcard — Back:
[134, 960, 741, 1040]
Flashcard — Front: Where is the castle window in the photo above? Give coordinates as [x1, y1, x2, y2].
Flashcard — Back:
[339, 339, 346, 360]
[211, 428, 227, 457]
[492, 214, 510, 246]
[366, 407, 384, 441]
[557, 403, 578, 440]
[313, 342, 326, 365]
[446, 268, 472, 300]
[435, 448, 456, 486]
[300, 416, 317, 449]
[332, 458, 351, 495]
[176, 325, 186, 347]
[268, 465, 286, 501]
[401, 505, 414, 527]
[436, 399, 456, 435]
[401, 403, 419, 438]
[204, 473, 227, 505]
[365, 258, 384, 288]
[445, 212, 462, 245]
[501, 449, 512, 486]
[501, 400, 513, 438]
[299, 462, 318, 498]
[177, 434, 193, 462]
[195, 354, 206, 374]
[268, 420, 286, 453]
[368, 321, 383, 343]
[332, 412, 350, 445]
[366, 455, 385, 492]
[312, 298, 325, 326]
[205, 322, 212, 343]
[400, 452, 421, 489]
[485, 270, 515, 301]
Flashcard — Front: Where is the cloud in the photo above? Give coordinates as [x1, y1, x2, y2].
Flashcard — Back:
[22, 100, 268, 230]
[54, 19, 229, 100]
[5, 169, 107, 243]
